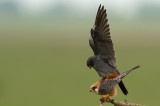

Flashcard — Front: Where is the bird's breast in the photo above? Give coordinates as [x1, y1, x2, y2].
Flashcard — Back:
[93, 60, 115, 75]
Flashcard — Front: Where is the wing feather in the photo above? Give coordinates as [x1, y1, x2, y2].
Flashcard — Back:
[98, 79, 118, 93]
[90, 4, 116, 62]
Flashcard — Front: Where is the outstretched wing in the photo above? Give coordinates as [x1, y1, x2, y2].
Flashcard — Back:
[89, 36, 98, 55]
[90, 5, 116, 63]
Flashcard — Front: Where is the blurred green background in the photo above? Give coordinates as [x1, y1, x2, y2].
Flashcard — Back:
[0, 0, 160, 106]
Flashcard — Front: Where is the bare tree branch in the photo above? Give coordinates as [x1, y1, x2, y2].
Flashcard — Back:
[100, 99, 145, 106]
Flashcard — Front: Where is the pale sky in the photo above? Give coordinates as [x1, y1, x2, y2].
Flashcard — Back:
[1, 0, 160, 18]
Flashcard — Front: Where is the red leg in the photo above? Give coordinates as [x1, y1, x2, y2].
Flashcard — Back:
[100, 96, 111, 102]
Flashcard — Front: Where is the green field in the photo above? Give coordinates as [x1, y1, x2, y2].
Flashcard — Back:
[0, 19, 160, 106]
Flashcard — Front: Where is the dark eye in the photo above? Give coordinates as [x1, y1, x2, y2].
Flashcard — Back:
[92, 86, 97, 90]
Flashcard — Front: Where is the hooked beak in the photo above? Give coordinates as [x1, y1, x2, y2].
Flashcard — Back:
[90, 88, 93, 92]
[88, 65, 92, 69]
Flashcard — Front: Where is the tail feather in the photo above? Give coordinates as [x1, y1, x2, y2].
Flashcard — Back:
[120, 65, 140, 79]
[118, 81, 128, 95]
[118, 65, 140, 95]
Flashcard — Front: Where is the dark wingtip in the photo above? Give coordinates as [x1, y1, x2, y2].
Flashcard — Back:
[102, 5, 104, 10]
[98, 4, 105, 10]
[98, 4, 101, 11]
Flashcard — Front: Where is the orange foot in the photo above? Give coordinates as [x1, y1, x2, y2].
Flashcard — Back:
[100, 96, 111, 102]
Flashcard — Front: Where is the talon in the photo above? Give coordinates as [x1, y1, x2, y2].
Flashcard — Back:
[100, 96, 111, 102]
[100, 98, 105, 102]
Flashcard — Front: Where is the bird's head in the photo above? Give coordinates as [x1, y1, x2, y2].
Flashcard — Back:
[87, 56, 96, 69]
[90, 86, 98, 93]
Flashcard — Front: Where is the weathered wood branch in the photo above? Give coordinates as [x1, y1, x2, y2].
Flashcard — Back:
[100, 99, 144, 106]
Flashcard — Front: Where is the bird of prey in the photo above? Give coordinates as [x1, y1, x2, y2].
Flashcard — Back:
[86, 4, 128, 95]
[90, 66, 140, 102]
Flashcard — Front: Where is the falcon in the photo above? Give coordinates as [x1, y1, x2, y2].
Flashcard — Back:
[90, 66, 140, 102]
[86, 4, 128, 95]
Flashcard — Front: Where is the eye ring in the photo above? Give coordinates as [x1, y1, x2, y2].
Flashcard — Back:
[92, 86, 97, 90]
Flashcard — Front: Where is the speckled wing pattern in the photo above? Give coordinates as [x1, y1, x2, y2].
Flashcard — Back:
[98, 78, 119, 93]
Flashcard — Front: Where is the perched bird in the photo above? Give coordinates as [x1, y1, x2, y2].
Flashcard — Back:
[90, 66, 140, 102]
[87, 4, 128, 95]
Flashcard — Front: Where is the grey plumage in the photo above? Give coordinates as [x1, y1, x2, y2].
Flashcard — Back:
[98, 66, 140, 93]
[87, 4, 129, 95]
[87, 4, 118, 77]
